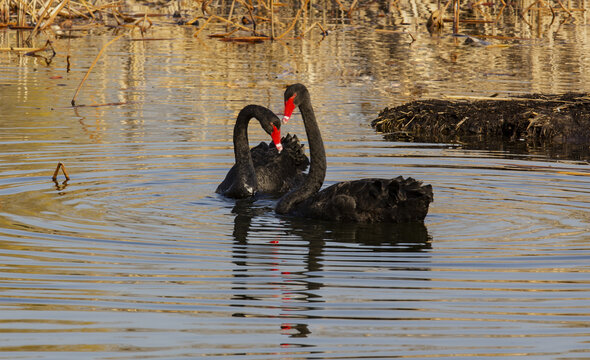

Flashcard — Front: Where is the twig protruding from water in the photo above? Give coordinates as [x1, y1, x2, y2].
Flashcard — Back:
[193, 16, 213, 37]
[52, 162, 70, 181]
[71, 33, 125, 107]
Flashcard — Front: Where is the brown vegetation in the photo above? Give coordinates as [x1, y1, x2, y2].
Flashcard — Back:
[371, 93, 590, 145]
[0, 0, 335, 44]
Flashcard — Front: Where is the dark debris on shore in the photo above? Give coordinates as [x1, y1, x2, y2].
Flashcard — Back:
[371, 93, 590, 145]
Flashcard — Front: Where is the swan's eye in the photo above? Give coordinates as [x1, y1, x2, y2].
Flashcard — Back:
[282, 94, 297, 124]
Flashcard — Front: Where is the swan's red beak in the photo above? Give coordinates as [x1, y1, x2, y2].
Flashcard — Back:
[282, 94, 296, 124]
[271, 124, 283, 153]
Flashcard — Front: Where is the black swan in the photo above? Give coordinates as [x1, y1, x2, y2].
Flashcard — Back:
[275, 84, 433, 223]
[217, 104, 309, 199]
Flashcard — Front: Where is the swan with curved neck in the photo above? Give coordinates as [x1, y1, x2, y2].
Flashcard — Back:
[275, 84, 433, 223]
[217, 104, 309, 199]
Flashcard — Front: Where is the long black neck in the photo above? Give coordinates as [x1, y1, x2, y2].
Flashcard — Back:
[233, 105, 266, 194]
[276, 92, 326, 214]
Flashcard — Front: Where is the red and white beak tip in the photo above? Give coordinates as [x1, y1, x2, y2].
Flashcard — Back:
[281, 115, 290, 124]
[271, 125, 282, 153]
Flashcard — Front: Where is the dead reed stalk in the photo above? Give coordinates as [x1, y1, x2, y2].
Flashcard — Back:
[26, 0, 56, 43]
[275, 0, 308, 40]
[40, 0, 69, 30]
[193, 15, 212, 37]
[71, 33, 125, 107]
[52, 162, 70, 181]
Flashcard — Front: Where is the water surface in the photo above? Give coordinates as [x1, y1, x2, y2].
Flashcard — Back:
[1, 3, 590, 359]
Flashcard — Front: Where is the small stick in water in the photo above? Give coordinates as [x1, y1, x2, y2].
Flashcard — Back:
[52, 162, 70, 181]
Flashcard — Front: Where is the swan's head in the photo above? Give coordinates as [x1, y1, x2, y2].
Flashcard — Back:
[254, 108, 283, 153]
[282, 83, 308, 124]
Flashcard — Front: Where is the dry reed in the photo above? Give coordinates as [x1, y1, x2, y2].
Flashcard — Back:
[52, 162, 70, 181]
[0, 0, 585, 63]
[71, 32, 125, 107]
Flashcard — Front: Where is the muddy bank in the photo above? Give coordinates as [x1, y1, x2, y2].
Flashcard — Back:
[371, 93, 590, 144]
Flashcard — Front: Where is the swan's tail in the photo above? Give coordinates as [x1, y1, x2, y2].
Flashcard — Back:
[391, 176, 433, 222]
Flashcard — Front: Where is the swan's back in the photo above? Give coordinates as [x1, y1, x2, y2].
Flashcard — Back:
[217, 134, 309, 197]
[292, 176, 433, 223]
[254, 134, 309, 194]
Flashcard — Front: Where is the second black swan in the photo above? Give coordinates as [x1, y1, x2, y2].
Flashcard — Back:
[216, 104, 309, 199]
[275, 84, 433, 223]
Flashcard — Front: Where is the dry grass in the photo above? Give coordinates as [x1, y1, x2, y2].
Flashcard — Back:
[1, 0, 585, 45]
[0, 0, 334, 42]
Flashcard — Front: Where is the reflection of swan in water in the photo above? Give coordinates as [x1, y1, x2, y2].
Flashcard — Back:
[229, 201, 432, 339]
[230, 199, 269, 246]
[283, 216, 432, 250]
